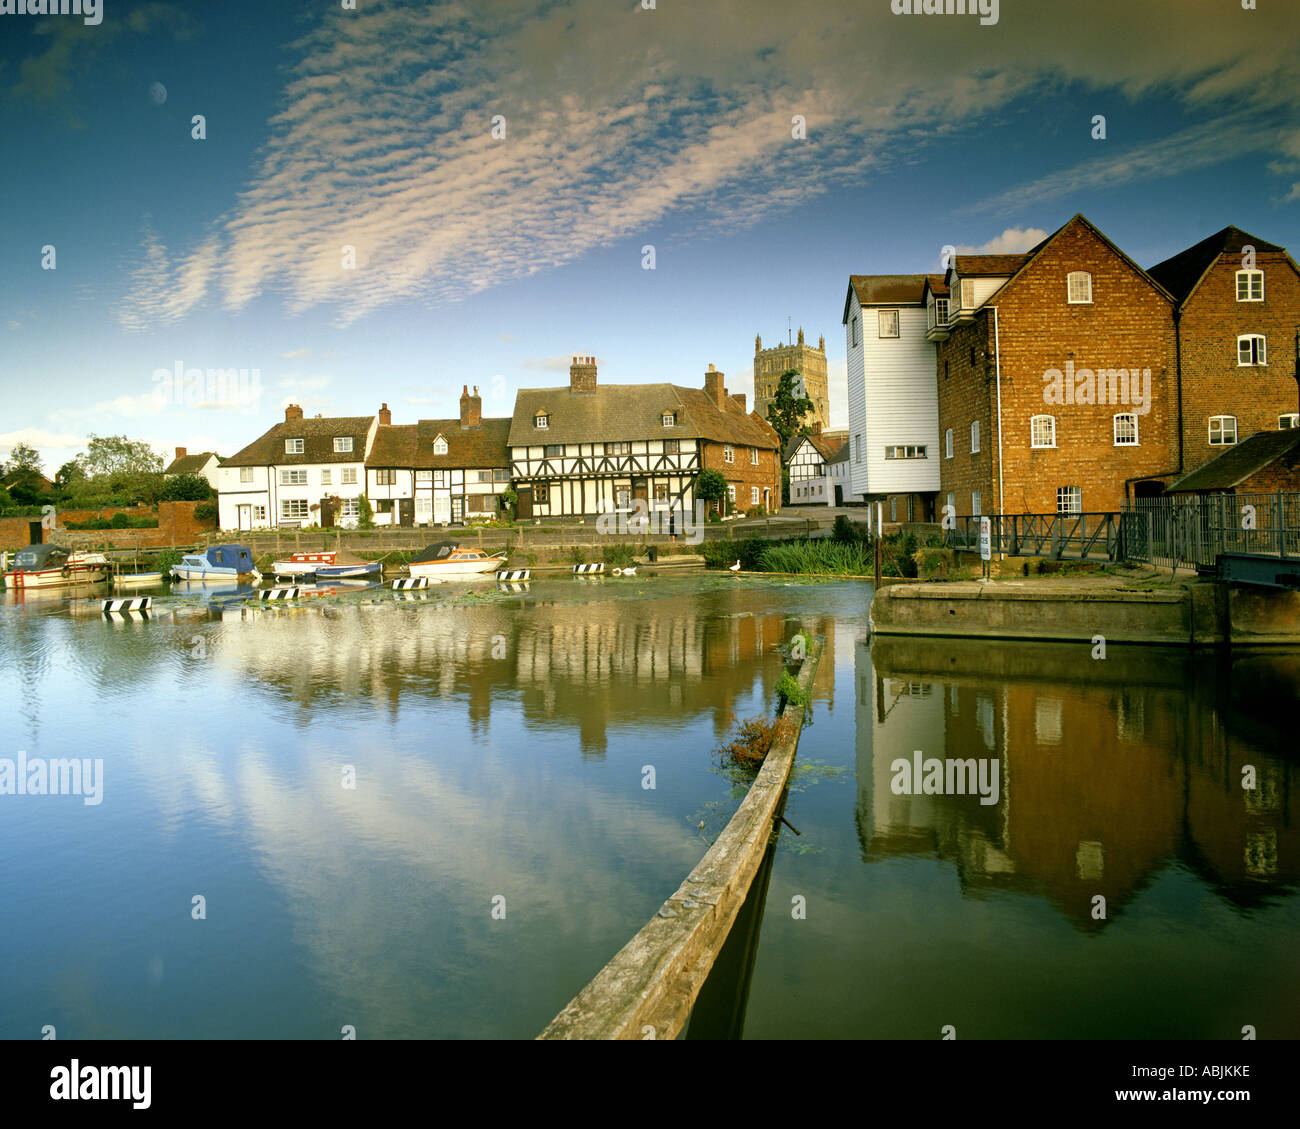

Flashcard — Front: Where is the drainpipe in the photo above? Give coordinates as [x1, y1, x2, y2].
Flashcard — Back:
[992, 306, 1004, 519]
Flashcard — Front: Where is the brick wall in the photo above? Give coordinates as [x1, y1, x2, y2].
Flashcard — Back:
[1178, 251, 1300, 472]
[1239, 451, 1300, 493]
[0, 501, 214, 551]
[701, 441, 782, 513]
[936, 317, 996, 516]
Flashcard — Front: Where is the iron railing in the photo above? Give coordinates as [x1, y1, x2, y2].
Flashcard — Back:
[945, 511, 1124, 561]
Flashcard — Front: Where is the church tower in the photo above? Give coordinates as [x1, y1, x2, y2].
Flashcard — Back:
[753, 327, 830, 434]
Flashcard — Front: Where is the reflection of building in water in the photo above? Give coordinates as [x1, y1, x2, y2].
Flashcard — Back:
[207, 587, 835, 758]
[857, 636, 1300, 929]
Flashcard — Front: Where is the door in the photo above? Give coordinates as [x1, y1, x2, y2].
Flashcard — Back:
[319, 498, 337, 528]
[515, 487, 533, 520]
[452, 496, 464, 523]
[398, 497, 414, 527]
[237, 505, 251, 530]
[28, 521, 43, 545]
[434, 493, 451, 525]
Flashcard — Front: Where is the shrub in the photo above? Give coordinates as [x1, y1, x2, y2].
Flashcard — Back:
[776, 672, 811, 711]
[714, 716, 778, 769]
[357, 496, 375, 530]
[110, 512, 130, 528]
[194, 501, 217, 522]
[600, 542, 638, 568]
[159, 473, 213, 501]
[760, 539, 871, 575]
[831, 514, 865, 544]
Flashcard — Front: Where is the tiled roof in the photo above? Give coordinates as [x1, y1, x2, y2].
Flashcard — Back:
[952, 254, 1030, 277]
[222, 417, 374, 467]
[925, 273, 949, 297]
[367, 418, 511, 468]
[1147, 226, 1286, 306]
[164, 452, 217, 475]
[784, 433, 841, 461]
[825, 441, 849, 465]
[1167, 430, 1300, 492]
[507, 383, 779, 450]
[846, 274, 929, 308]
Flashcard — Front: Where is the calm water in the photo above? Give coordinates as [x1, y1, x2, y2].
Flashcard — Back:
[0, 574, 1296, 1039]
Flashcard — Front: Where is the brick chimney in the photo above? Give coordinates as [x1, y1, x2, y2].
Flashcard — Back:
[378, 403, 392, 426]
[285, 403, 304, 421]
[460, 384, 482, 428]
[175, 446, 186, 460]
[704, 364, 726, 409]
[731, 393, 746, 413]
[570, 355, 597, 395]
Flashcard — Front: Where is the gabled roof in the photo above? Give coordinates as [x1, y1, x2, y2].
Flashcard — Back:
[164, 451, 217, 475]
[222, 417, 374, 467]
[784, 433, 841, 461]
[1167, 430, 1300, 493]
[923, 273, 949, 298]
[826, 441, 849, 465]
[842, 274, 929, 323]
[367, 418, 511, 468]
[1146, 226, 1288, 307]
[507, 383, 779, 450]
[951, 254, 1030, 278]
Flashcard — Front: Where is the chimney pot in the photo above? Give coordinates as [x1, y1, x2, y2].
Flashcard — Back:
[378, 402, 392, 426]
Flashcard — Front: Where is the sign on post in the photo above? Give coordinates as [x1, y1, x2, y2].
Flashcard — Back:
[979, 517, 991, 561]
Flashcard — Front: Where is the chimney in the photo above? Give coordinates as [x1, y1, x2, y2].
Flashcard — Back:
[285, 403, 304, 421]
[378, 402, 392, 426]
[175, 446, 186, 460]
[731, 392, 746, 413]
[704, 363, 726, 409]
[460, 384, 482, 428]
[570, 355, 597, 395]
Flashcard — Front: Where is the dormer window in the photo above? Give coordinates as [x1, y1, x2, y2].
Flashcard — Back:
[1067, 271, 1093, 304]
[1236, 270, 1264, 301]
[284, 438, 304, 454]
[333, 436, 353, 453]
[662, 412, 676, 427]
[934, 298, 949, 325]
[960, 279, 975, 309]
[433, 435, 448, 456]
[535, 413, 549, 429]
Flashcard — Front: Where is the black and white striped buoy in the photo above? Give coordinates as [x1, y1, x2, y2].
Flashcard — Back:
[496, 569, 530, 581]
[102, 596, 152, 615]
[572, 562, 604, 575]
[392, 577, 429, 589]
[263, 586, 301, 600]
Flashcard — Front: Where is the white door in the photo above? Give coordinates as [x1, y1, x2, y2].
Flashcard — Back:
[434, 493, 451, 525]
[238, 505, 251, 530]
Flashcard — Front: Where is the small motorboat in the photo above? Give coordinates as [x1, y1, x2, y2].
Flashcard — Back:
[408, 541, 506, 579]
[113, 572, 164, 589]
[271, 550, 382, 580]
[170, 544, 260, 581]
[2, 544, 113, 589]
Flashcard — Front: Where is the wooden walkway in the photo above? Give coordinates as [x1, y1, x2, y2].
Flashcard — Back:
[538, 634, 825, 1040]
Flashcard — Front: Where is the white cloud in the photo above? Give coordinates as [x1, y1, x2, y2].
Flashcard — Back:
[954, 228, 1050, 256]
[280, 348, 312, 359]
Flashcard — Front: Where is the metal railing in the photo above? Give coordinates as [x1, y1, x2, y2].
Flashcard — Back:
[1123, 493, 1300, 571]
[945, 511, 1124, 561]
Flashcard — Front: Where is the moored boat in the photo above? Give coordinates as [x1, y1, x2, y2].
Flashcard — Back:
[169, 544, 260, 581]
[271, 551, 338, 577]
[407, 541, 506, 579]
[113, 572, 165, 589]
[2, 544, 113, 589]
[271, 549, 381, 580]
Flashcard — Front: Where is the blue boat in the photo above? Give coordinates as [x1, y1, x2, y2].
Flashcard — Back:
[169, 545, 260, 582]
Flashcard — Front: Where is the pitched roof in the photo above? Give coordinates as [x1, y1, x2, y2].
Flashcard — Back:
[785, 433, 841, 461]
[826, 441, 849, 465]
[1147, 226, 1287, 306]
[367, 418, 511, 468]
[843, 275, 929, 322]
[952, 254, 1030, 277]
[507, 383, 779, 449]
[1168, 429, 1300, 492]
[164, 452, 217, 475]
[222, 416, 374, 467]
[925, 273, 949, 297]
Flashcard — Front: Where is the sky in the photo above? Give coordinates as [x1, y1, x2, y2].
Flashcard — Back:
[1, 0, 1297, 475]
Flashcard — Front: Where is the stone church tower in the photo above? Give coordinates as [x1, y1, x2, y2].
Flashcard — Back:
[753, 327, 830, 434]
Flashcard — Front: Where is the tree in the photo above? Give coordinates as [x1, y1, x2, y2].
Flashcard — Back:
[695, 468, 728, 515]
[357, 495, 375, 529]
[81, 434, 163, 477]
[765, 370, 814, 451]
[55, 459, 87, 492]
[160, 473, 214, 501]
[5, 442, 42, 475]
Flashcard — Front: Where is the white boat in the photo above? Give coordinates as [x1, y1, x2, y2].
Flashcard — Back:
[2, 545, 113, 589]
[271, 550, 381, 580]
[113, 572, 164, 589]
[407, 541, 506, 579]
[169, 544, 260, 581]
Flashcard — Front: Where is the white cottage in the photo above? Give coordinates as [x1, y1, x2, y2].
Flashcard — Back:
[163, 447, 221, 488]
[785, 432, 848, 507]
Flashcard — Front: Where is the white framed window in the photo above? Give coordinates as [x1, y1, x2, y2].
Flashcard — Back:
[341, 468, 357, 485]
[281, 498, 309, 520]
[416, 470, 432, 482]
[375, 469, 395, 485]
[252, 505, 266, 522]
[1209, 416, 1237, 445]
[751, 486, 760, 505]
[945, 428, 953, 459]
[1030, 415, 1056, 448]
[662, 412, 676, 427]
[970, 420, 980, 454]
[884, 445, 926, 459]
[333, 437, 353, 453]
[280, 469, 307, 485]
[415, 496, 433, 517]
[724, 444, 735, 463]
[750, 447, 758, 465]
[433, 470, 447, 487]
[339, 498, 359, 521]
[878, 310, 900, 338]
[535, 413, 549, 429]
[320, 469, 331, 485]
[1237, 335, 1266, 365]
[433, 437, 448, 456]
[239, 467, 253, 483]
[1114, 413, 1138, 446]
[1280, 414, 1299, 430]
[1236, 270, 1264, 301]
[727, 484, 736, 504]
[1067, 271, 1093, 304]
[960, 279, 975, 309]
[1057, 486, 1082, 514]
[972, 491, 981, 516]
[935, 297, 949, 325]
[851, 315, 859, 346]
[284, 438, 304, 455]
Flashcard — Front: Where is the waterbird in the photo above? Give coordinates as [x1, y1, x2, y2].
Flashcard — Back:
[729, 560, 741, 572]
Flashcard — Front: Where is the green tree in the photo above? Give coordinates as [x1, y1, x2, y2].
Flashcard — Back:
[764, 370, 814, 451]
[5, 442, 42, 475]
[55, 459, 87, 493]
[357, 495, 375, 529]
[695, 468, 728, 515]
[81, 434, 163, 477]
[160, 473, 214, 501]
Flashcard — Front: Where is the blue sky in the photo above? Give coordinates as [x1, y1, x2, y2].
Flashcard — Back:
[2, 0, 1297, 473]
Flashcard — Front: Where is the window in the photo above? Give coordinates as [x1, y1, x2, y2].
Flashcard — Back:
[339, 499, 359, 521]
[960, 279, 975, 309]
[605, 442, 631, 456]
[970, 420, 980, 454]
[280, 469, 307, 485]
[946, 492, 955, 516]
[1236, 270, 1264, 301]
[890, 497, 897, 521]
[281, 499, 309, 520]
[1114, 413, 1138, 446]
[543, 444, 563, 458]
[664, 439, 680, 455]
[1209, 416, 1237, 445]
[1237, 335, 1266, 365]
[884, 445, 926, 459]
[662, 412, 676, 427]
[240, 467, 254, 483]
[945, 429, 953, 458]
[284, 438, 304, 454]
[1030, 415, 1056, 448]
[935, 298, 949, 325]
[415, 496, 432, 517]
[878, 310, 900, 338]
[654, 484, 669, 504]
[416, 470, 433, 482]
[493, 469, 510, 482]
[474, 470, 492, 483]
[320, 470, 331, 485]
[751, 486, 760, 505]
[907, 495, 914, 521]
[1280, 414, 1299, 430]
[333, 437, 353, 453]
[1067, 271, 1093, 304]
[535, 414, 549, 429]
[375, 469, 395, 485]
[724, 444, 735, 463]
[1057, 487, 1082, 514]
[434, 470, 447, 486]
[341, 468, 357, 485]
[433, 437, 448, 455]
[467, 494, 495, 513]
[750, 447, 758, 465]
[851, 315, 859, 346]
[855, 435, 862, 463]
[727, 484, 736, 504]
[972, 491, 981, 516]
[253, 505, 266, 522]
[536, 486, 550, 505]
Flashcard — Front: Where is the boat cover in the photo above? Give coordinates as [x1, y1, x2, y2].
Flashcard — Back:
[410, 542, 461, 564]
[205, 545, 256, 572]
[12, 545, 71, 569]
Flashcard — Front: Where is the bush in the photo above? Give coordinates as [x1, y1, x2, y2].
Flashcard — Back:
[776, 672, 811, 711]
[110, 512, 130, 528]
[831, 514, 867, 544]
[159, 473, 213, 501]
[194, 501, 218, 522]
[760, 539, 872, 575]
[714, 716, 778, 769]
[600, 542, 638, 568]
